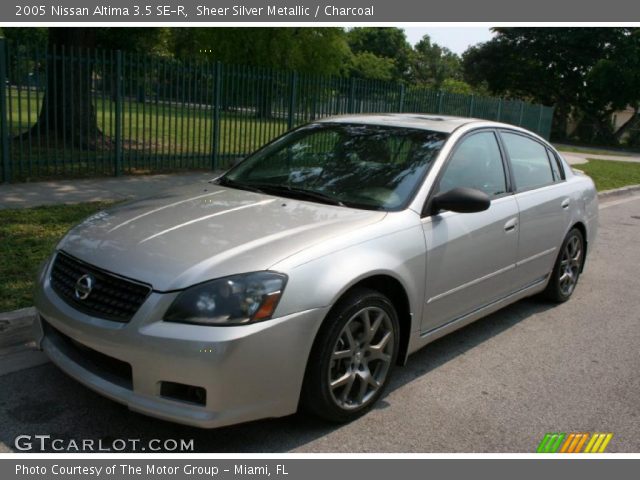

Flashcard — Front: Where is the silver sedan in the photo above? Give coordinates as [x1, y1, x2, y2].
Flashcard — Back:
[34, 115, 598, 428]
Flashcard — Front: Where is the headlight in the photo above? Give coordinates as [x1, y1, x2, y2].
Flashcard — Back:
[164, 272, 287, 326]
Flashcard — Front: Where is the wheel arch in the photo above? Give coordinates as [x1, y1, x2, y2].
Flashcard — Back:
[312, 273, 414, 368]
[569, 221, 588, 272]
[356, 275, 412, 366]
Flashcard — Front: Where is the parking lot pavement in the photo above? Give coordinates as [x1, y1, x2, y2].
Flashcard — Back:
[0, 194, 638, 453]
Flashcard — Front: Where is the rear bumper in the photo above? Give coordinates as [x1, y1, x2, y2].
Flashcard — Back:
[34, 265, 328, 429]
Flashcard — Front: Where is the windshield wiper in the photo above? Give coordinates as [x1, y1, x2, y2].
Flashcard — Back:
[217, 177, 348, 207]
[248, 184, 346, 207]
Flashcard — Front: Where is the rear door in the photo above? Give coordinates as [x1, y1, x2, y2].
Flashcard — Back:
[499, 131, 572, 289]
[421, 130, 519, 333]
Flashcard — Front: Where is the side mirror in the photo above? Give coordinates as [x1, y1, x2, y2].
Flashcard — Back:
[432, 187, 491, 214]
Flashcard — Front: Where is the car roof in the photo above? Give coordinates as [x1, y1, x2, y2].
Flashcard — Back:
[316, 113, 502, 134]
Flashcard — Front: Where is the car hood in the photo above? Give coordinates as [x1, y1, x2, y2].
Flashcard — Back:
[58, 183, 386, 291]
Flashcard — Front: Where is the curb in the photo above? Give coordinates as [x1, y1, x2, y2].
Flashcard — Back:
[598, 184, 640, 199]
[0, 307, 36, 349]
[0, 307, 48, 376]
[0, 184, 639, 350]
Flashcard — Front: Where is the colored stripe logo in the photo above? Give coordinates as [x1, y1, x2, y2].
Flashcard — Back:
[537, 432, 613, 453]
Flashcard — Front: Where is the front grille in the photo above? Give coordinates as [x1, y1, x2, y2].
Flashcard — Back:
[50, 251, 152, 322]
[42, 318, 133, 390]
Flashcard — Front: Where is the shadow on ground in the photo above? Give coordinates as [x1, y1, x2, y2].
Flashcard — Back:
[0, 297, 554, 453]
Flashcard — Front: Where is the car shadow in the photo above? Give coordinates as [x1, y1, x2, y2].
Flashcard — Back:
[0, 297, 555, 453]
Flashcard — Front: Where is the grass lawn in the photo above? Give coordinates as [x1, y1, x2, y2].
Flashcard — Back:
[0, 201, 115, 312]
[578, 159, 640, 191]
[8, 88, 289, 156]
[7, 89, 290, 179]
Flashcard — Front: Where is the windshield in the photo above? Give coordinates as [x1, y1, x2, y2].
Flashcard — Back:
[220, 123, 448, 210]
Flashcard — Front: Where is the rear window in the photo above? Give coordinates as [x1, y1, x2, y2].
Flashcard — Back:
[546, 148, 565, 181]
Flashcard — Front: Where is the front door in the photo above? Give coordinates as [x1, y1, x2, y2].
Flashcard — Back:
[421, 130, 519, 333]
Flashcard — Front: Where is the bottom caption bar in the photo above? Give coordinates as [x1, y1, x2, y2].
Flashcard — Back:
[2, 458, 636, 480]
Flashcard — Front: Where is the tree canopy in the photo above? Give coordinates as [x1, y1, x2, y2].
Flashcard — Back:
[1, 27, 480, 91]
[409, 35, 463, 89]
[171, 28, 351, 76]
[462, 27, 640, 143]
[346, 27, 412, 82]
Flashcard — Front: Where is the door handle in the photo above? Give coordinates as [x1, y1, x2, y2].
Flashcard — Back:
[504, 218, 518, 232]
[561, 199, 571, 209]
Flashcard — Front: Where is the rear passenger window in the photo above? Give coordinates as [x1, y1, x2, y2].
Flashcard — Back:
[501, 132, 555, 191]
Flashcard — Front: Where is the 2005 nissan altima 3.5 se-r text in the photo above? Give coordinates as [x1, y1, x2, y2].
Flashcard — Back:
[34, 114, 598, 428]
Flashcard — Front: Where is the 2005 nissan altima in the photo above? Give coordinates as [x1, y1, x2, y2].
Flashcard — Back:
[34, 114, 598, 428]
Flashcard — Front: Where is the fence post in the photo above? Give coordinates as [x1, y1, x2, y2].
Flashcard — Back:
[0, 38, 9, 183]
[537, 104, 544, 134]
[348, 77, 356, 114]
[398, 83, 406, 112]
[496, 98, 503, 121]
[211, 61, 222, 170]
[287, 71, 297, 130]
[114, 50, 123, 176]
[437, 91, 444, 114]
[519, 101, 525, 126]
[468, 95, 475, 117]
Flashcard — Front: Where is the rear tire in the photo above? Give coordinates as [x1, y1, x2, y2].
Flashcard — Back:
[543, 228, 584, 302]
[301, 287, 399, 423]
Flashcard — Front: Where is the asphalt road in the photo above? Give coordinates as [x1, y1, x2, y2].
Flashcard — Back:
[1, 194, 639, 453]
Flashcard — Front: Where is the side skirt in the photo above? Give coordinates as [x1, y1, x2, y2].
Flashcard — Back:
[404, 275, 549, 359]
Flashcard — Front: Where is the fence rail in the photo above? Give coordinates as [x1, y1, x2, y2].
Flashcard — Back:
[0, 39, 554, 183]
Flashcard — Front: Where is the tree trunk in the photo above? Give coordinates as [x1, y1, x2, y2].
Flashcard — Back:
[26, 28, 107, 149]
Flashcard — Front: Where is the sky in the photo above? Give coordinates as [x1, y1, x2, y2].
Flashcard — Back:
[403, 27, 494, 55]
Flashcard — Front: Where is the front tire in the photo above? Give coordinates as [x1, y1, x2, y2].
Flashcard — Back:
[302, 288, 400, 423]
[544, 228, 584, 302]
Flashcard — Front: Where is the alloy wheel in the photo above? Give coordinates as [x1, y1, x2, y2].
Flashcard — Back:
[328, 306, 394, 410]
[559, 234, 582, 297]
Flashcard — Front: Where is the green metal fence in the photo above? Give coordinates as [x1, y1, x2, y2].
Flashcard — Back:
[0, 39, 555, 183]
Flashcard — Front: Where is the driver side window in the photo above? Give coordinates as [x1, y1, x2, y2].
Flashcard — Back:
[438, 131, 507, 198]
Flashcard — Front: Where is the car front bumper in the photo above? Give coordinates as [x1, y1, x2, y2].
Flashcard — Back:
[33, 261, 328, 429]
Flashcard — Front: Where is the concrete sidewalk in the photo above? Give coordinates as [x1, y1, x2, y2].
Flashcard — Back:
[0, 171, 219, 209]
[560, 151, 640, 165]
